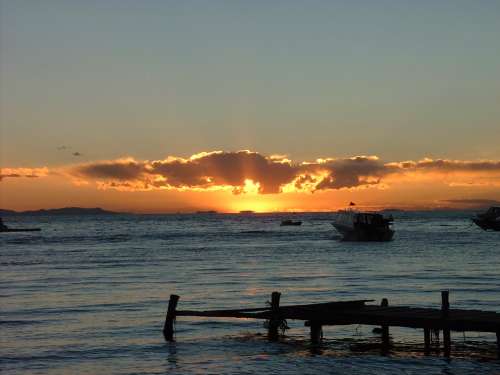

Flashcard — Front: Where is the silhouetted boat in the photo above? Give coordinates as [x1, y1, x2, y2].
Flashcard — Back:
[332, 208, 394, 241]
[0, 218, 40, 233]
[280, 219, 302, 226]
[239, 210, 255, 214]
[472, 206, 500, 231]
[1, 228, 41, 233]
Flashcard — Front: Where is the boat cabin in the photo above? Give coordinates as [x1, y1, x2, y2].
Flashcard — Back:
[354, 213, 392, 226]
[481, 206, 500, 218]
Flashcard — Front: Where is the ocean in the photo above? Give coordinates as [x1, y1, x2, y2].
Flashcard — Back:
[1, 211, 499, 374]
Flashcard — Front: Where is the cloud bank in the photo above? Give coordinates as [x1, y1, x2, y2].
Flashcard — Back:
[3, 151, 500, 194]
[67, 151, 500, 193]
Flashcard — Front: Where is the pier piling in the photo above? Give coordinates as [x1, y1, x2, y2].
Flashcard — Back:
[424, 328, 431, 354]
[496, 331, 500, 359]
[380, 298, 390, 349]
[310, 322, 323, 344]
[441, 291, 451, 357]
[267, 291, 281, 341]
[163, 294, 179, 341]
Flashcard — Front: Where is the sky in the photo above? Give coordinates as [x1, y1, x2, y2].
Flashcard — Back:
[1, 1, 500, 212]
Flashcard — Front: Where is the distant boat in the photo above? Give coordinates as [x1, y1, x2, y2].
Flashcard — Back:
[472, 206, 500, 231]
[332, 208, 394, 241]
[0, 218, 41, 233]
[239, 210, 255, 214]
[196, 210, 217, 214]
[280, 219, 302, 226]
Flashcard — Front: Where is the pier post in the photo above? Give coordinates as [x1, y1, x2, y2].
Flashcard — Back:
[424, 328, 431, 354]
[380, 298, 390, 349]
[496, 331, 500, 359]
[441, 291, 451, 357]
[268, 291, 281, 341]
[163, 294, 179, 341]
[310, 322, 323, 345]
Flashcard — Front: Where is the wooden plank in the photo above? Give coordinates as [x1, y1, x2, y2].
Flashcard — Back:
[177, 299, 371, 316]
[175, 300, 500, 334]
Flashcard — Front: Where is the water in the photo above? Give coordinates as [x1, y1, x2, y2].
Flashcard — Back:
[1, 211, 499, 374]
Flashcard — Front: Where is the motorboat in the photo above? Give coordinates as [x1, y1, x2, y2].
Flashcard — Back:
[0, 218, 41, 233]
[472, 206, 500, 231]
[332, 208, 394, 241]
[280, 219, 302, 226]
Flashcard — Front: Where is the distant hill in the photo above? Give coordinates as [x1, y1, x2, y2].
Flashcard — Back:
[0, 207, 122, 215]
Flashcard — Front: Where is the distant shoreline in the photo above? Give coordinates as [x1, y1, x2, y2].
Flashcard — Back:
[0, 207, 123, 216]
[0, 206, 486, 216]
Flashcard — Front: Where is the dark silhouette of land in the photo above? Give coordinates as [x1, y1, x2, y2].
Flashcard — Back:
[0, 207, 121, 216]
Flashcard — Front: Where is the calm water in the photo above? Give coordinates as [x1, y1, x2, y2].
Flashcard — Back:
[1, 211, 500, 374]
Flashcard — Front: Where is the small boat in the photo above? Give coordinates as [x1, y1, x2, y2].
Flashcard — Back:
[280, 219, 302, 226]
[1, 228, 41, 232]
[0, 218, 41, 233]
[332, 208, 394, 241]
[472, 206, 500, 231]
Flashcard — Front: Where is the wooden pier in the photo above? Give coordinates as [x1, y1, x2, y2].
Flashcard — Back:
[163, 291, 500, 358]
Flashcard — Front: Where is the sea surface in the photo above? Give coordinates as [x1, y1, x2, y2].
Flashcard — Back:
[1, 211, 500, 374]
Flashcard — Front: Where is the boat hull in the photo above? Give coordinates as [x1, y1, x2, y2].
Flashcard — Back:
[332, 223, 394, 242]
[472, 219, 500, 231]
[280, 221, 302, 226]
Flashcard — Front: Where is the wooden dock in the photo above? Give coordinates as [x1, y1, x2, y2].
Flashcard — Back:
[163, 291, 500, 358]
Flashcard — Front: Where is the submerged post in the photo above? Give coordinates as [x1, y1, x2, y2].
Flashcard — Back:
[163, 294, 180, 341]
[380, 298, 390, 348]
[268, 291, 281, 341]
[441, 291, 451, 357]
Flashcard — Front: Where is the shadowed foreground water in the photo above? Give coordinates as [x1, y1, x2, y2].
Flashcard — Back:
[1, 211, 500, 374]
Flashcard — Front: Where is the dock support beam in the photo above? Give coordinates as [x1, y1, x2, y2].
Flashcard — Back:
[380, 298, 390, 349]
[268, 291, 281, 341]
[441, 290, 451, 357]
[310, 322, 323, 345]
[163, 294, 179, 341]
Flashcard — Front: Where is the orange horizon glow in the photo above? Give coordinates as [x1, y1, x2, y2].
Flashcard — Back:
[2, 150, 500, 213]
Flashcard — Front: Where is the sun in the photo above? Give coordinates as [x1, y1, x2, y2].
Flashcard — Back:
[227, 179, 280, 213]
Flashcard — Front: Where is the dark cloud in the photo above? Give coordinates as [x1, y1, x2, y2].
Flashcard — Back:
[304, 156, 386, 190]
[294, 175, 317, 189]
[73, 160, 146, 181]
[72, 152, 82, 157]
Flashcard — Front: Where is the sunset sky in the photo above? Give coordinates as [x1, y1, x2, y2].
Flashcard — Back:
[1, 1, 500, 212]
